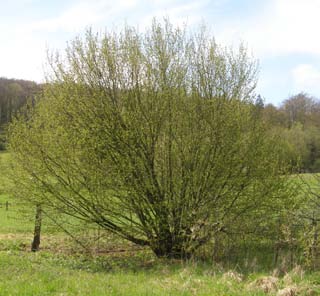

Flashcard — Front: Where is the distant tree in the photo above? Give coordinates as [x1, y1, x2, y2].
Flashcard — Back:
[281, 92, 317, 128]
[9, 21, 291, 258]
[255, 94, 264, 109]
[262, 103, 286, 127]
[272, 93, 320, 172]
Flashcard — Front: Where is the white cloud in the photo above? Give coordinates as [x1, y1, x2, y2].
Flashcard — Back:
[0, 0, 139, 81]
[25, 0, 137, 33]
[140, 0, 211, 29]
[216, 0, 320, 56]
[0, 36, 46, 82]
[292, 64, 320, 93]
[2, 0, 209, 81]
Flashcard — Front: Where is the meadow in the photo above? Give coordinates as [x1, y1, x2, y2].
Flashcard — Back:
[0, 151, 320, 296]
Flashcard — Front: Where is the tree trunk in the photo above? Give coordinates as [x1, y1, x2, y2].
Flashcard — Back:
[152, 227, 174, 258]
[153, 243, 189, 259]
[151, 228, 191, 259]
[31, 204, 42, 252]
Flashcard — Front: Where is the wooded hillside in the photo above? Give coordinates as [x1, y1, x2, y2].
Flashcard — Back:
[0, 78, 40, 149]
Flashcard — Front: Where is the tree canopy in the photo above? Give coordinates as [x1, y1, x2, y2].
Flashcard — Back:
[8, 20, 292, 258]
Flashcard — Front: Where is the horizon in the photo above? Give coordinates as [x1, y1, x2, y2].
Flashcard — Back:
[1, 0, 319, 106]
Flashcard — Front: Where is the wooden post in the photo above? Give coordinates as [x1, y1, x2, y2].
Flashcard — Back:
[5, 201, 8, 211]
[31, 204, 42, 252]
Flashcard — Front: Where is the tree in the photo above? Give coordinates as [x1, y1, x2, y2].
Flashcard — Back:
[281, 92, 318, 128]
[8, 20, 291, 258]
[262, 103, 286, 127]
[275, 93, 320, 172]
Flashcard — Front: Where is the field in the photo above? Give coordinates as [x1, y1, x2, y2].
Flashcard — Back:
[0, 152, 320, 296]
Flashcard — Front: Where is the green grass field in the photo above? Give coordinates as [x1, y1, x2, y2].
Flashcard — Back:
[0, 250, 263, 296]
[1, 248, 319, 296]
[0, 152, 320, 295]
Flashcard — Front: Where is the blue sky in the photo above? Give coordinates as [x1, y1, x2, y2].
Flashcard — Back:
[1, 0, 320, 105]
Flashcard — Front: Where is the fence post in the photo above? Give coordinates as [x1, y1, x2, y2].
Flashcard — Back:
[6, 201, 8, 211]
[31, 204, 42, 252]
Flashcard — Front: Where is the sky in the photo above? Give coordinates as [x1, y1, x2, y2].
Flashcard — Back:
[1, 0, 320, 105]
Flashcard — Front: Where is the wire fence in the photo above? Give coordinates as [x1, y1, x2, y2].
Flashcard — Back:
[0, 201, 30, 216]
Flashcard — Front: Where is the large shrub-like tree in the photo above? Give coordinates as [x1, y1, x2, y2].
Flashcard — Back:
[9, 20, 290, 258]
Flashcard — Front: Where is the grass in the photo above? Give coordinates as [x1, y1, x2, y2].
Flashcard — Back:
[0, 151, 319, 295]
[0, 251, 274, 296]
[0, 249, 319, 295]
[1, 208, 319, 296]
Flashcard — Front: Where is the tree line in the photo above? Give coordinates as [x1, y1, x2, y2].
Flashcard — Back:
[0, 78, 40, 149]
[261, 93, 320, 172]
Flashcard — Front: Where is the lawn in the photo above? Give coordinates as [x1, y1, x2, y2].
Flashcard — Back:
[0, 247, 319, 296]
[0, 151, 319, 295]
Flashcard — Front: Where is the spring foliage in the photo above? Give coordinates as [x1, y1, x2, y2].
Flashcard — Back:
[9, 20, 291, 258]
